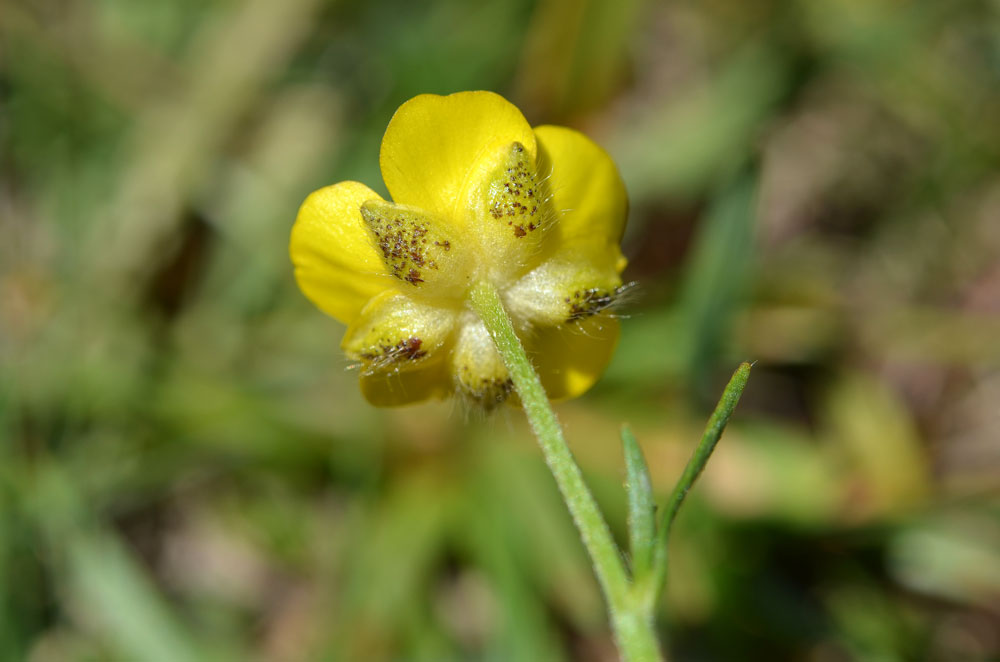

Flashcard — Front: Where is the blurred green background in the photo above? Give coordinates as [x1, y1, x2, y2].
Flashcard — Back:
[2, 0, 1000, 659]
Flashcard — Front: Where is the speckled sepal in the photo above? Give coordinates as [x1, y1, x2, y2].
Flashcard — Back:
[360, 200, 463, 289]
[342, 291, 456, 375]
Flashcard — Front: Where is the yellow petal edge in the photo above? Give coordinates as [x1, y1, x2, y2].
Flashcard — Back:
[534, 125, 628, 275]
[290, 181, 397, 324]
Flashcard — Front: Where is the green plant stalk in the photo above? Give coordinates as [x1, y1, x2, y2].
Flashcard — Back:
[647, 361, 752, 602]
[469, 281, 662, 662]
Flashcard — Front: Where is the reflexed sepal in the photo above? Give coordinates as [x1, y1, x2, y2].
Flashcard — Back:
[486, 142, 549, 237]
[467, 142, 555, 279]
[450, 320, 513, 408]
[504, 260, 623, 327]
[360, 200, 464, 289]
[342, 292, 456, 375]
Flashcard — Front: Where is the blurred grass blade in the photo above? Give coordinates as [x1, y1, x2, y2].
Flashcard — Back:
[335, 470, 454, 656]
[67, 534, 211, 662]
[613, 42, 788, 201]
[676, 168, 758, 398]
[652, 362, 752, 594]
[621, 425, 655, 582]
[461, 467, 568, 662]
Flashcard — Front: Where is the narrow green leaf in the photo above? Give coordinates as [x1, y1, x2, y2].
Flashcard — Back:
[621, 425, 656, 582]
[651, 361, 752, 597]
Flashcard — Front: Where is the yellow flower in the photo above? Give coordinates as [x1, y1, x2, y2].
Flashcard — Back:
[290, 91, 628, 407]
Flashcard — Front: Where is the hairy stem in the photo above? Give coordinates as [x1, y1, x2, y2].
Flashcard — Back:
[468, 281, 662, 662]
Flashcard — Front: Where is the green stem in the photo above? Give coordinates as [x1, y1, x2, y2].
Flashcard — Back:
[468, 281, 662, 662]
[648, 362, 752, 600]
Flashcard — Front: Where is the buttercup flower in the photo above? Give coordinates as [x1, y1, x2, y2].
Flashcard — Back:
[290, 91, 627, 407]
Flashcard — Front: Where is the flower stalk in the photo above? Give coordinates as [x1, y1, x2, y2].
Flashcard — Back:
[470, 280, 752, 661]
[469, 280, 662, 662]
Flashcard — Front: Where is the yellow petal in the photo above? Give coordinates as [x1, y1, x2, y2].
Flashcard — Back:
[290, 181, 397, 324]
[528, 316, 620, 401]
[359, 360, 451, 407]
[379, 91, 536, 224]
[359, 200, 468, 294]
[534, 125, 628, 274]
[342, 291, 457, 375]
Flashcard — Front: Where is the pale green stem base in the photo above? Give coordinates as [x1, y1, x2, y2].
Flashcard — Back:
[469, 281, 662, 662]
